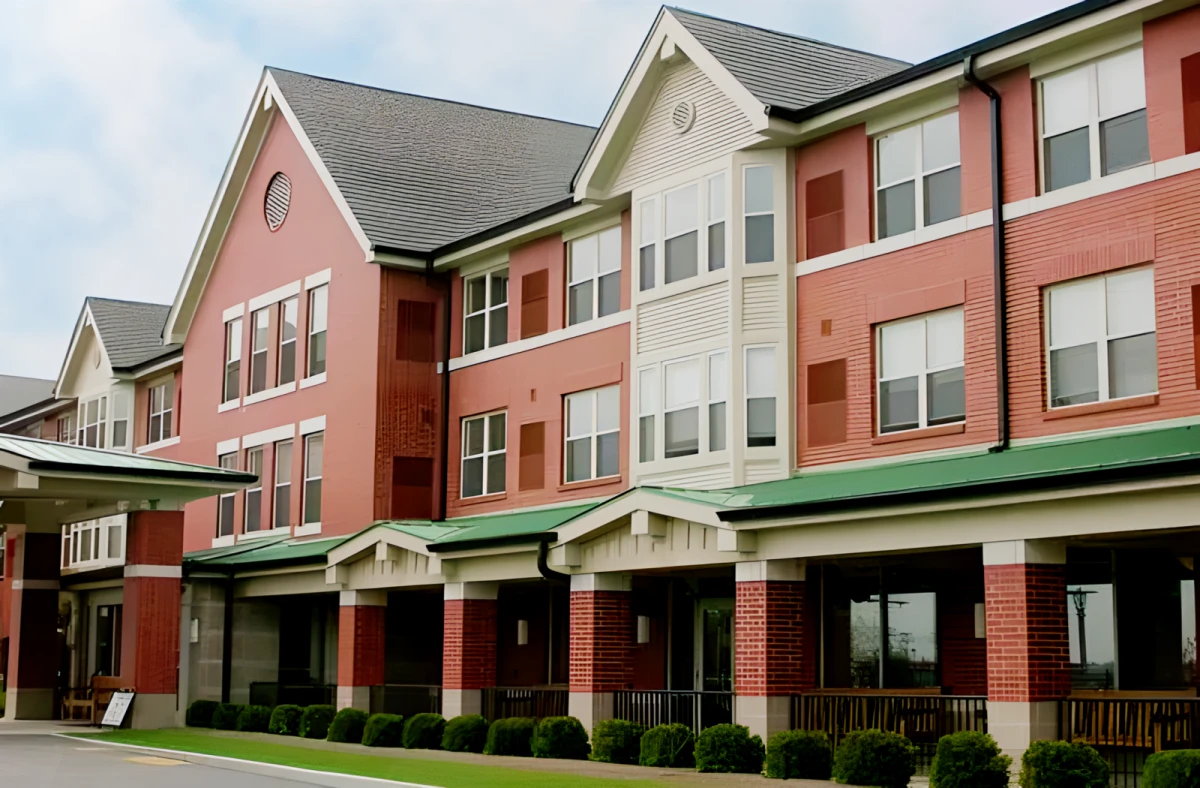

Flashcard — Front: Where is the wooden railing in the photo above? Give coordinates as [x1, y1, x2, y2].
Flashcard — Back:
[612, 690, 735, 733]
[369, 684, 442, 718]
[481, 686, 569, 721]
[1060, 697, 1200, 787]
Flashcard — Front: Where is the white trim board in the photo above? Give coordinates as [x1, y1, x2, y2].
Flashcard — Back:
[243, 423, 295, 449]
[248, 279, 301, 312]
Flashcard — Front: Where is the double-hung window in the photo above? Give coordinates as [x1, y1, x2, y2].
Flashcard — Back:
[568, 227, 621, 326]
[56, 413, 74, 444]
[564, 386, 620, 483]
[1041, 48, 1149, 192]
[148, 379, 174, 443]
[303, 432, 323, 525]
[224, 317, 242, 403]
[744, 165, 775, 263]
[250, 308, 269, 394]
[461, 411, 506, 497]
[244, 447, 263, 532]
[463, 269, 508, 353]
[110, 391, 130, 450]
[664, 184, 699, 284]
[745, 346, 777, 447]
[217, 453, 237, 537]
[877, 309, 965, 434]
[638, 200, 657, 292]
[708, 352, 728, 451]
[707, 174, 726, 271]
[78, 395, 107, 448]
[279, 297, 298, 385]
[663, 358, 701, 458]
[638, 368, 657, 462]
[637, 170, 729, 292]
[307, 285, 328, 377]
[273, 439, 292, 529]
[1046, 267, 1156, 407]
[875, 112, 961, 239]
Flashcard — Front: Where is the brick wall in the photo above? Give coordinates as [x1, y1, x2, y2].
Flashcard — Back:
[940, 599, 987, 696]
[985, 563, 1069, 702]
[338, 605, 386, 688]
[443, 599, 497, 690]
[569, 591, 633, 692]
[735, 580, 815, 696]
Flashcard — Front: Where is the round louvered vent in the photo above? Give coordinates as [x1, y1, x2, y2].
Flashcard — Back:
[264, 172, 292, 231]
[672, 101, 696, 134]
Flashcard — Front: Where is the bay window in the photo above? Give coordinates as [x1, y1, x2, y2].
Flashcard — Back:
[78, 395, 107, 448]
[307, 284, 328, 377]
[245, 447, 263, 532]
[463, 269, 508, 354]
[637, 169, 729, 292]
[743, 165, 775, 263]
[462, 411, 506, 497]
[217, 453, 237, 537]
[564, 386, 620, 483]
[876, 309, 965, 433]
[250, 307, 269, 394]
[638, 352, 733, 464]
[875, 112, 961, 239]
[303, 432, 324, 525]
[279, 297, 297, 385]
[745, 346, 777, 447]
[568, 226, 621, 326]
[224, 317, 242, 403]
[148, 379, 174, 443]
[664, 358, 701, 458]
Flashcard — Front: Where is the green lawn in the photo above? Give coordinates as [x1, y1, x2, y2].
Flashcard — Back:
[68, 729, 666, 788]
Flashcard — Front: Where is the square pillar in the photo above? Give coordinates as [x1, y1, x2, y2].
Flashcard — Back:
[4, 527, 61, 720]
[442, 581, 497, 718]
[568, 573, 633, 735]
[984, 540, 1070, 762]
[121, 510, 185, 728]
[337, 590, 386, 710]
[734, 559, 812, 740]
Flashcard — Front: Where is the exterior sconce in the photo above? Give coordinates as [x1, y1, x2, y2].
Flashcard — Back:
[637, 615, 650, 644]
[517, 619, 529, 646]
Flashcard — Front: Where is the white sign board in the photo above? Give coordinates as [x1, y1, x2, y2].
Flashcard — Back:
[101, 691, 135, 728]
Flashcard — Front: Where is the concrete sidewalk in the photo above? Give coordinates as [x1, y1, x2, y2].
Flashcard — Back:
[0, 717, 97, 735]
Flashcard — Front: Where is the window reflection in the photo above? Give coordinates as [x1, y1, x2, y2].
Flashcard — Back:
[887, 592, 938, 688]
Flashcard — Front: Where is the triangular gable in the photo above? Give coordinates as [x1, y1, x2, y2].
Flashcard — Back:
[55, 302, 112, 399]
[325, 523, 444, 589]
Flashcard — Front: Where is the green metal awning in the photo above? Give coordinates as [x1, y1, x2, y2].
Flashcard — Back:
[387, 502, 601, 552]
[0, 434, 256, 484]
[185, 533, 351, 571]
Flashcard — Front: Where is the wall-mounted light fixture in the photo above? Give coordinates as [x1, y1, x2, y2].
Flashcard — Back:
[517, 619, 529, 646]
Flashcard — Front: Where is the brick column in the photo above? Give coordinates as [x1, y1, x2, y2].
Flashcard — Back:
[337, 591, 386, 710]
[4, 527, 60, 720]
[121, 510, 185, 728]
[442, 581, 497, 718]
[734, 559, 812, 740]
[983, 540, 1069, 761]
[568, 573, 633, 734]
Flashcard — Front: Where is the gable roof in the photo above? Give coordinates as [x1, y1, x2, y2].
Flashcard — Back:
[0, 375, 56, 420]
[85, 297, 180, 370]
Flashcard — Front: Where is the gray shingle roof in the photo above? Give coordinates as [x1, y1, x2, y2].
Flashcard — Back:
[0, 375, 56, 419]
[268, 68, 597, 254]
[86, 297, 179, 370]
[668, 8, 910, 113]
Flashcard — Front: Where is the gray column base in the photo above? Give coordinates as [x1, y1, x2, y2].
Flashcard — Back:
[569, 692, 614, 738]
[988, 700, 1059, 763]
[735, 695, 789, 741]
[337, 686, 372, 711]
[442, 689, 482, 719]
[4, 687, 55, 720]
[128, 693, 178, 730]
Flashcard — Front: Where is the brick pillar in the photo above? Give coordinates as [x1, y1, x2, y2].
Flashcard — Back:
[121, 510, 184, 728]
[983, 540, 1069, 762]
[337, 590, 386, 710]
[4, 527, 60, 720]
[568, 573, 633, 735]
[442, 581, 497, 718]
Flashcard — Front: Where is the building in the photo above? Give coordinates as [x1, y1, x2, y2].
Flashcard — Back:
[4, 0, 1200, 777]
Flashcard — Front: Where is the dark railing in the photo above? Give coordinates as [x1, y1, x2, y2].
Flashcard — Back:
[481, 686, 569, 721]
[791, 693, 987, 773]
[370, 684, 442, 718]
[248, 682, 335, 708]
[613, 690, 735, 733]
[1060, 697, 1200, 787]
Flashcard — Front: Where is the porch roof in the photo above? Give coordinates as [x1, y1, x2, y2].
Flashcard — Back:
[387, 501, 601, 551]
[185, 533, 350, 571]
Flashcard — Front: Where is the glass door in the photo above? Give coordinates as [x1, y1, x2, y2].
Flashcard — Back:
[695, 598, 734, 692]
[94, 604, 122, 677]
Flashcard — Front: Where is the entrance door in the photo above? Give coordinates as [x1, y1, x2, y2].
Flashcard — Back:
[695, 598, 734, 692]
[95, 604, 122, 677]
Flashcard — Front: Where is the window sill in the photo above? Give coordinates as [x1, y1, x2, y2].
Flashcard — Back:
[1043, 393, 1158, 421]
[872, 422, 965, 445]
[211, 534, 236, 548]
[244, 381, 296, 406]
[293, 522, 322, 537]
[217, 399, 240, 414]
[237, 528, 285, 542]
[135, 435, 180, 454]
[449, 311, 630, 371]
[299, 372, 326, 390]
[557, 475, 621, 493]
[458, 492, 508, 507]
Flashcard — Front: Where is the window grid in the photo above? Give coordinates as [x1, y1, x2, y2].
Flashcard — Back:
[148, 380, 173, 444]
[874, 112, 961, 239]
[244, 446, 264, 532]
[279, 297, 298, 385]
[876, 309, 966, 434]
[461, 411, 506, 498]
[463, 269, 509, 354]
[568, 226, 622, 327]
[273, 439, 292, 530]
[303, 432, 324, 525]
[308, 285, 328, 377]
[564, 386, 620, 483]
[217, 452, 237, 537]
[224, 317, 242, 403]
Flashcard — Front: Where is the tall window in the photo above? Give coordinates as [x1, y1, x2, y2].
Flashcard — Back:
[877, 309, 965, 434]
[638, 199, 657, 292]
[707, 174, 726, 271]
[663, 358, 700, 458]
[461, 411, 506, 497]
[273, 439, 292, 529]
[307, 285, 328, 377]
[464, 269, 508, 353]
[664, 184, 699, 284]
[1046, 267, 1156, 408]
[217, 453, 237, 537]
[743, 165, 775, 264]
[568, 226, 621, 326]
[708, 352, 728, 451]
[875, 112, 961, 239]
[224, 317, 242, 403]
[56, 413, 74, 444]
[564, 386, 619, 483]
[279, 297, 298, 385]
[244, 446, 263, 532]
[745, 346, 777, 447]
[1041, 48, 1148, 192]
[78, 395, 107, 448]
[111, 391, 130, 450]
[250, 308, 269, 394]
[148, 379, 174, 443]
[638, 367, 657, 462]
[303, 432, 323, 525]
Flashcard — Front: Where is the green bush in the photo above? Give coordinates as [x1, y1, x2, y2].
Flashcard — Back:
[362, 714, 405, 748]
[694, 723, 765, 774]
[590, 719, 646, 764]
[1018, 740, 1109, 788]
[484, 717, 537, 757]
[186, 700, 219, 728]
[639, 722, 695, 768]
[235, 704, 272, 733]
[765, 729, 832, 780]
[831, 729, 917, 788]
[930, 731, 1012, 788]
[1145, 750, 1200, 788]
[531, 716, 590, 760]
[211, 703, 245, 731]
[403, 712, 447, 750]
[327, 708, 369, 743]
[268, 705, 304, 736]
[442, 715, 489, 753]
[299, 704, 336, 740]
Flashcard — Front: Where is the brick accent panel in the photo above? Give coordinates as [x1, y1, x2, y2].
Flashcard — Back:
[120, 576, 181, 694]
[735, 581, 815, 696]
[125, 510, 185, 566]
[569, 591, 633, 692]
[940, 600, 987, 696]
[443, 599, 497, 690]
[338, 605, 386, 687]
[985, 563, 1069, 702]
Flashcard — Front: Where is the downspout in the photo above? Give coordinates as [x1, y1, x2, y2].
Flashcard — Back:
[963, 55, 1009, 452]
[434, 259, 452, 521]
[537, 540, 570, 584]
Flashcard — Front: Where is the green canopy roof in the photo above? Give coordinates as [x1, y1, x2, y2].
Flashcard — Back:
[186, 533, 350, 570]
[0, 434, 257, 484]
[383, 502, 601, 552]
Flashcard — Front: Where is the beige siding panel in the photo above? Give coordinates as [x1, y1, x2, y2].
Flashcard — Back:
[638, 463, 732, 489]
[347, 550, 440, 589]
[637, 281, 729, 354]
[744, 458, 785, 484]
[742, 275, 784, 332]
[578, 518, 727, 572]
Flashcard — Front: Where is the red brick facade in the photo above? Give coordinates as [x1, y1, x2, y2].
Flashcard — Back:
[940, 599, 988, 697]
[337, 605, 386, 688]
[120, 511, 185, 696]
[734, 580, 814, 696]
[985, 563, 1070, 702]
[443, 598, 497, 690]
[569, 590, 633, 692]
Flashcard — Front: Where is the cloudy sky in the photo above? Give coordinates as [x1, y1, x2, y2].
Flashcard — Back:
[0, 0, 1076, 380]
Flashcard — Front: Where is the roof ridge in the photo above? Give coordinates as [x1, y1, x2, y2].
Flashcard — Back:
[86, 295, 171, 310]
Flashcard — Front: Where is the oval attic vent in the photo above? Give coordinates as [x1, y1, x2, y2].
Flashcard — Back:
[264, 172, 292, 231]
[672, 101, 696, 134]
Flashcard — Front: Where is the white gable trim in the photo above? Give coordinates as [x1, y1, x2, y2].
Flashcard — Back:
[326, 525, 438, 567]
[54, 303, 111, 399]
[551, 488, 728, 547]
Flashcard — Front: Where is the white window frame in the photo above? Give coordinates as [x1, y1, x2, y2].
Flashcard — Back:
[567, 226, 622, 326]
[279, 297, 298, 386]
[636, 353, 730, 465]
[874, 111, 961, 239]
[637, 198, 658, 292]
[148, 379, 173, 444]
[744, 344, 778, 448]
[110, 390, 131, 451]
[705, 173, 727, 273]
[743, 164, 776, 264]
[77, 394, 108, 448]
[302, 432, 324, 525]
[463, 267, 509, 354]
[273, 439, 292, 530]
[875, 308, 966, 434]
[460, 410, 506, 498]
[635, 167, 729, 294]
[61, 517, 125, 570]
[56, 413, 75, 444]
[662, 182, 701, 285]
[708, 351, 728, 452]
[217, 453, 238, 537]
[244, 446, 264, 533]
[637, 367, 657, 463]
[224, 317, 242, 404]
[662, 357, 702, 459]
[307, 284, 328, 378]
[250, 307, 270, 394]
[563, 386, 620, 484]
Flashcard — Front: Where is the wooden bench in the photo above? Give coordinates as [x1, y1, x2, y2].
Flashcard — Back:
[91, 676, 132, 725]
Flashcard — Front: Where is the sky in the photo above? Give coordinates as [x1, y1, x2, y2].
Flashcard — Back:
[0, 0, 1078, 381]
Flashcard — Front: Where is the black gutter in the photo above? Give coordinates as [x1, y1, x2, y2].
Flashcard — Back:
[25, 459, 258, 485]
[963, 55, 1010, 453]
[427, 530, 558, 553]
[537, 540, 570, 584]
[425, 197, 579, 259]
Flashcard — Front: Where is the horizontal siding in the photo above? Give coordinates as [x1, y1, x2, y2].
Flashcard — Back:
[579, 518, 723, 572]
[637, 282, 729, 354]
[742, 275, 784, 332]
[639, 464, 733, 489]
[744, 459, 785, 484]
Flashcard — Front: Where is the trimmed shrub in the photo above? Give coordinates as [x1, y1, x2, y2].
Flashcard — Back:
[930, 731, 1012, 788]
[235, 704, 272, 733]
[639, 722, 695, 768]
[327, 708, 369, 743]
[186, 700, 219, 728]
[765, 729, 833, 780]
[211, 703, 245, 731]
[695, 723, 765, 774]
[299, 704, 336, 740]
[485, 717, 537, 757]
[269, 705, 304, 736]
[590, 719, 646, 765]
[1145, 750, 1200, 788]
[403, 713, 447, 750]
[831, 729, 917, 788]
[532, 716, 590, 760]
[442, 715, 489, 753]
[363, 714, 405, 748]
[1018, 740, 1109, 788]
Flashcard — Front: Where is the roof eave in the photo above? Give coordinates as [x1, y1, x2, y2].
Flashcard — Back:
[426, 530, 557, 553]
